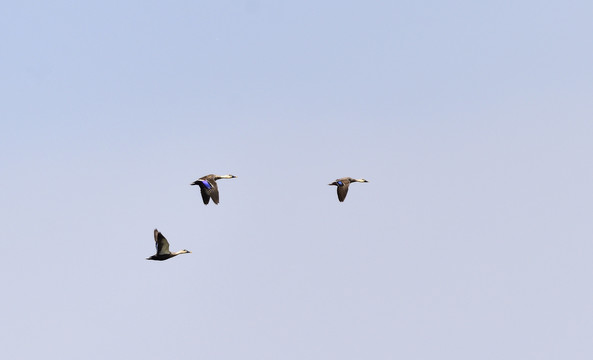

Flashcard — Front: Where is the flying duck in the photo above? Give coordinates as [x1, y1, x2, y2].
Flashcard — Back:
[329, 177, 369, 202]
[146, 229, 191, 261]
[190, 174, 237, 205]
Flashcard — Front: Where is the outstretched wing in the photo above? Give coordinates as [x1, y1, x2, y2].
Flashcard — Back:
[154, 229, 171, 255]
[199, 185, 211, 204]
[198, 180, 219, 205]
[337, 183, 350, 202]
[209, 181, 220, 204]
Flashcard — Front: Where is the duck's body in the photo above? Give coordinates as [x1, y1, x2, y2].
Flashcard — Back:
[146, 229, 191, 261]
[329, 177, 369, 202]
[190, 174, 237, 205]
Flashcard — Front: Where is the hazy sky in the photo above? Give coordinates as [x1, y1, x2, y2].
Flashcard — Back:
[2, 1, 593, 359]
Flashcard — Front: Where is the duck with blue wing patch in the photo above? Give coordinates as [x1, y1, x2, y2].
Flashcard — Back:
[328, 177, 369, 202]
[190, 173, 237, 205]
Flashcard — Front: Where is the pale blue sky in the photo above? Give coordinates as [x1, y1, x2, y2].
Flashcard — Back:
[2, 1, 593, 359]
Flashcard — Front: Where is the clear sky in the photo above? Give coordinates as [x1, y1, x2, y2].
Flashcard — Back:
[2, 1, 593, 359]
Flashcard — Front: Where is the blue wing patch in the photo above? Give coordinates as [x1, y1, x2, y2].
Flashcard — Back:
[202, 180, 213, 189]
[337, 181, 343, 186]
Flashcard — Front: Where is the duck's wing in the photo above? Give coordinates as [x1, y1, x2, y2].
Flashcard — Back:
[192, 179, 214, 205]
[154, 229, 171, 255]
[337, 183, 350, 202]
[199, 184, 212, 204]
[197, 179, 219, 205]
[209, 181, 220, 204]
